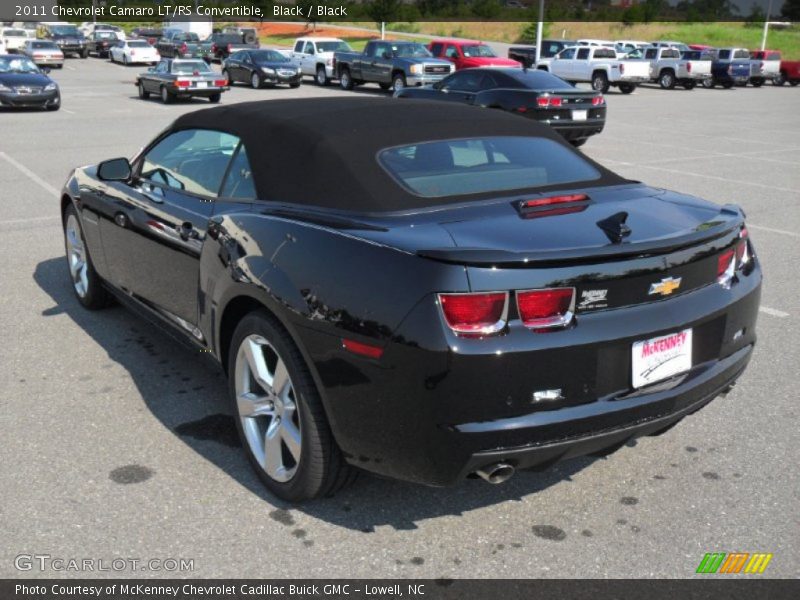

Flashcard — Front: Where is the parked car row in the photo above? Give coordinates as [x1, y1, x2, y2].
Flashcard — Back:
[509, 38, 799, 90]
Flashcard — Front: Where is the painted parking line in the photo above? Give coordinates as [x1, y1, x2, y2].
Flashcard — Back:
[760, 306, 790, 318]
[0, 152, 60, 197]
[0, 215, 60, 225]
[747, 224, 800, 238]
[628, 163, 799, 195]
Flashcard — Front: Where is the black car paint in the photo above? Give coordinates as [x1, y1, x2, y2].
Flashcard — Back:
[61, 105, 761, 487]
[223, 51, 302, 86]
[0, 68, 59, 108]
[396, 68, 605, 144]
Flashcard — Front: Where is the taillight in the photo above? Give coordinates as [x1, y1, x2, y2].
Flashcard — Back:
[211, 43, 217, 52]
[174, 79, 190, 88]
[516, 288, 575, 330]
[718, 228, 752, 288]
[717, 248, 736, 288]
[536, 96, 562, 107]
[736, 227, 751, 269]
[180, 42, 188, 53]
[620, 64, 625, 74]
[687, 61, 692, 72]
[227, 43, 233, 52]
[591, 95, 604, 105]
[438, 292, 508, 336]
[214, 79, 227, 86]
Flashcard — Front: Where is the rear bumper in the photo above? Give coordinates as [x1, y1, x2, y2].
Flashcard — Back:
[174, 86, 228, 98]
[547, 117, 606, 140]
[307, 261, 761, 486]
[459, 343, 750, 479]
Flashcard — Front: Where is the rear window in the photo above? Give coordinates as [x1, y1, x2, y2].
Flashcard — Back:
[128, 40, 149, 48]
[593, 48, 616, 59]
[507, 69, 575, 90]
[766, 52, 781, 60]
[4, 29, 27, 36]
[733, 50, 750, 59]
[661, 49, 680, 58]
[378, 137, 600, 198]
[172, 61, 212, 74]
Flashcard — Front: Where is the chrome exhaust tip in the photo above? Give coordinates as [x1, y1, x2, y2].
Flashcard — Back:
[475, 463, 515, 484]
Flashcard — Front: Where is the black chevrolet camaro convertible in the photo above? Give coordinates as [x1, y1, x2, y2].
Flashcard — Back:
[61, 98, 761, 501]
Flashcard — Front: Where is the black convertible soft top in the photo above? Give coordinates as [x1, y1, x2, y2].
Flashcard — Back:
[171, 97, 625, 212]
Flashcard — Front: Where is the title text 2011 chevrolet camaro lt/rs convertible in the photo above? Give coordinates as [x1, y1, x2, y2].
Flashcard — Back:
[60, 98, 761, 501]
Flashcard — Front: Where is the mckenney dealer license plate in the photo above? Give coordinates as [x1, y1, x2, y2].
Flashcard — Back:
[631, 328, 692, 389]
[572, 109, 587, 121]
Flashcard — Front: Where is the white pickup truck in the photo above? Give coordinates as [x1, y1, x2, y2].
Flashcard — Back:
[544, 45, 650, 93]
[640, 46, 711, 89]
[289, 37, 353, 86]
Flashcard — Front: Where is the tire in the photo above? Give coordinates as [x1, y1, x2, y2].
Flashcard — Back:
[790, 80, 800, 87]
[160, 86, 173, 104]
[378, 82, 391, 91]
[109, 53, 115, 63]
[209, 93, 221, 103]
[339, 68, 353, 90]
[618, 82, 635, 94]
[63, 204, 110, 310]
[570, 139, 587, 147]
[591, 71, 609, 93]
[80, 48, 88, 59]
[228, 310, 355, 501]
[722, 81, 734, 89]
[290, 82, 301, 89]
[250, 72, 261, 89]
[392, 72, 407, 93]
[751, 78, 763, 87]
[682, 80, 696, 90]
[138, 81, 149, 99]
[702, 78, 715, 89]
[773, 72, 786, 86]
[315, 65, 329, 86]
[658, 69, 675, 90]
[46, 103, 60, 111]
[222, 69, 232, 85]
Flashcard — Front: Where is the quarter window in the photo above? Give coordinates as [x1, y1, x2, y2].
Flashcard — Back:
[140, 129, 240, 197]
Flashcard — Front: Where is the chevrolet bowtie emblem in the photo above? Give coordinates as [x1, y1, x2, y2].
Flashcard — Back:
[649, 277, 682, 296]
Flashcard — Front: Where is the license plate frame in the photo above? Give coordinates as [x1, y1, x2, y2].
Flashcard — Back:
[572, 109, 588, 121]
[631, 328, 692, 389]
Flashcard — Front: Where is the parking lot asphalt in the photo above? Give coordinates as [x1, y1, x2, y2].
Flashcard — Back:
[1, 57, 798, 579]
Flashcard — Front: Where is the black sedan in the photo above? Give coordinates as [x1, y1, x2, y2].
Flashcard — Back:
[60, 98, 760, 501]
[222, 49, 302, 89]
[395, 67, 606, 146]
[0, 55, 60, 110]
[85, 31, 119, 58]
[135, 59, 229, 104]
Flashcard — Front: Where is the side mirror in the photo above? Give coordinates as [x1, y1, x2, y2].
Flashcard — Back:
[382, 50, 392, 59]
[97, 158, 131, 182]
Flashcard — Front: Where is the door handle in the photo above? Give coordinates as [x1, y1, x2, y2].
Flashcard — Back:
[179, 222, 199, 241]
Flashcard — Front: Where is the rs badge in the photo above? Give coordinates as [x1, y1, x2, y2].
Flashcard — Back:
[649, 276, 682, 296]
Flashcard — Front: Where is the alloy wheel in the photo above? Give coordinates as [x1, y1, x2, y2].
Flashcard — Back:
[251, 72, 260, 89]
[234, 334, 302, 483]
[316, 68, 326, 85]
[65, 214, 88, 298]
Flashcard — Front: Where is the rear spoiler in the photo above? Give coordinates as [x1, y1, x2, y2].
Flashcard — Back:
[417, 207, 743, 267]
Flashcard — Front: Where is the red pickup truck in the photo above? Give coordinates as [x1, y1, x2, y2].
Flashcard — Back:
[427, 39, 521, 70]
[774, 59, 800, 86]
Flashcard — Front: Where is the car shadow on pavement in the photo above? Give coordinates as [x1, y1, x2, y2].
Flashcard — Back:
[35, 255, 601, 531]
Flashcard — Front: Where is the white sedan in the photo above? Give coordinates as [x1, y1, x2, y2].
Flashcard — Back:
[109, 40, 159, 66]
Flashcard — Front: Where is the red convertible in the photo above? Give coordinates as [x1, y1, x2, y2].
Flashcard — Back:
[428, 39, 521, 70]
